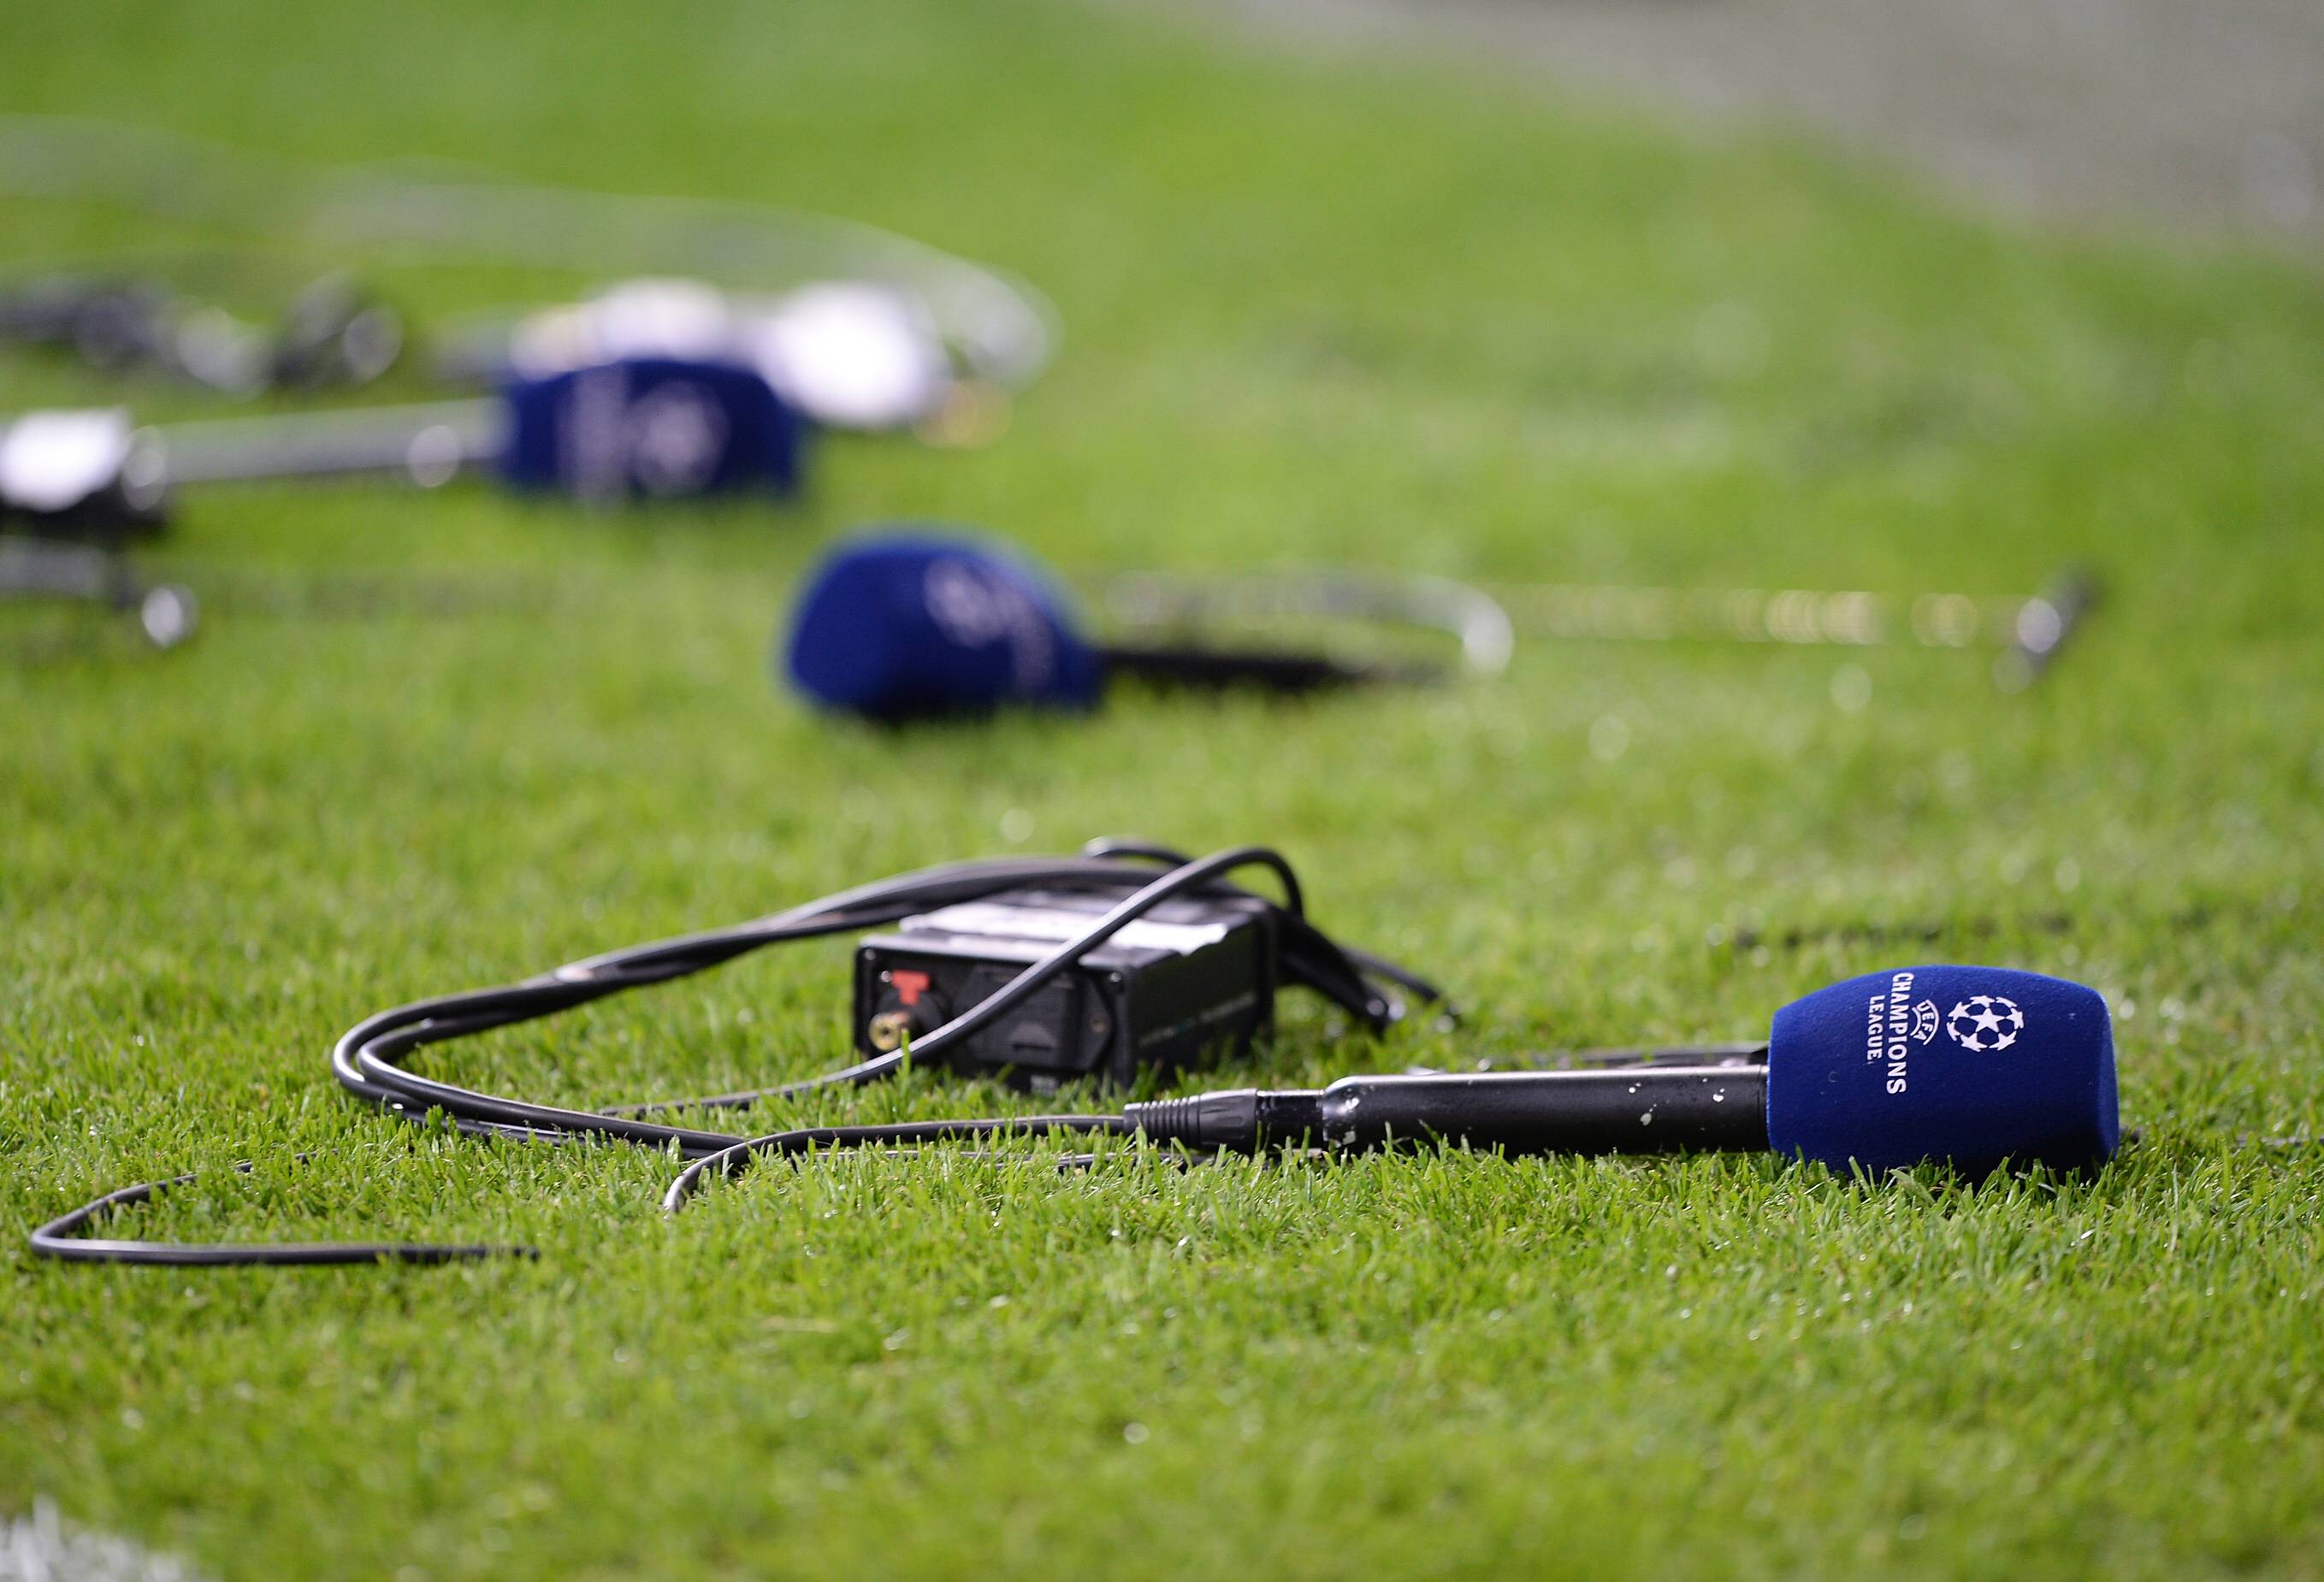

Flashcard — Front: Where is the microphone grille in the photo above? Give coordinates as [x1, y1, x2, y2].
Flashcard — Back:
[783, 528, 1101, 722]
[1765, 965, 2118, 1175]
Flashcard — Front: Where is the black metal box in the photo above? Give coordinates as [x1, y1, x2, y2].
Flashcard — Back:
[852, 887, 1277, 1093]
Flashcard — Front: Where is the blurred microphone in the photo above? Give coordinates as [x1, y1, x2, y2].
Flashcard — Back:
[1125, 965, 2119, 1176]
[0, 354, 805, 528]
[783, 528, 1502, 722]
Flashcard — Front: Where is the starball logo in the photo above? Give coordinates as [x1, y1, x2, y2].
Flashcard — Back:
[1945, 995, 2025, 1052]
[1867, 977, 2030, 1095]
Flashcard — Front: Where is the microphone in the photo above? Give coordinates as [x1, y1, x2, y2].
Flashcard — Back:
[1121, 965, 2118, 1176]
[783, 528, 1487, 722]
[0, 354, 805, 524]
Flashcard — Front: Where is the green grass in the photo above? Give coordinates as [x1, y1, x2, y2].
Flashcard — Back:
[4, 0, 2322, 1576]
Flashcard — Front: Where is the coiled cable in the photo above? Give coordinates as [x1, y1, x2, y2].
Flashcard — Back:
[30, 841, 1440, 1266]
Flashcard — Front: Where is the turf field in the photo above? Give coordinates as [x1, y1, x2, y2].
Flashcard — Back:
[4, 0, 2321, 1576]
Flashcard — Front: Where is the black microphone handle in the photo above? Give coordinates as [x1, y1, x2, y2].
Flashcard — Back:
[1124, 1065, 1771, 1156]
[1096, 640, 1428, 696]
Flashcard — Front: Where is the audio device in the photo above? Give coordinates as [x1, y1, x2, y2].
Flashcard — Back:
[783, 529, 1511, 722]
[0, 359, 804, 530]
[27, 841, 2119, 1268]
[851, 884, 1280, 1093]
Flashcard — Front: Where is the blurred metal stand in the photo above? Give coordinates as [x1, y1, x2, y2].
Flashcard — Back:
[130, 399, 504, 488]
[1490, 566, 2098, 688]
[1991, 569, 2099, 692]
[0, 533, 196, 647]
[1101, 565, 2093, 689]
[1101, 569, 1516, 678]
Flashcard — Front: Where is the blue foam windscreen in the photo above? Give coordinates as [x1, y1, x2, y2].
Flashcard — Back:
[1765, 965, 2118, 1175]
[500, 357, 804, 499]
[784, 529, 1103, 722]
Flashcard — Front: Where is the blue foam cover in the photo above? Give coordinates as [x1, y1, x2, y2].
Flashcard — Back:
[499, 357, 803, 499]
[1765, 965, 2118, 1175]
[784, 529, 1103, 721]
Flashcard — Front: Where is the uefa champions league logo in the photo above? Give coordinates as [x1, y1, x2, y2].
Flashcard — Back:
[1945, 994, 2025, 1053]
[626, 383, 730, 495]
[923, 558, 1058, 688]
[924, 558, 1012, 647]
[560, 369, 731, 499]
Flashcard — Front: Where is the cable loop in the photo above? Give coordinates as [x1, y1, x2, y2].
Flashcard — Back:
[32, 844, 1441, 1266]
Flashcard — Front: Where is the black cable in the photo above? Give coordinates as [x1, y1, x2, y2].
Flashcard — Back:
[661, 1115, 1132, 1216]
[1077, 836, 1451, 1023]
[31, 844, 1440, 1266]
[27, 1155, 535, 1266]
[657, 847, 1328, 1215]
